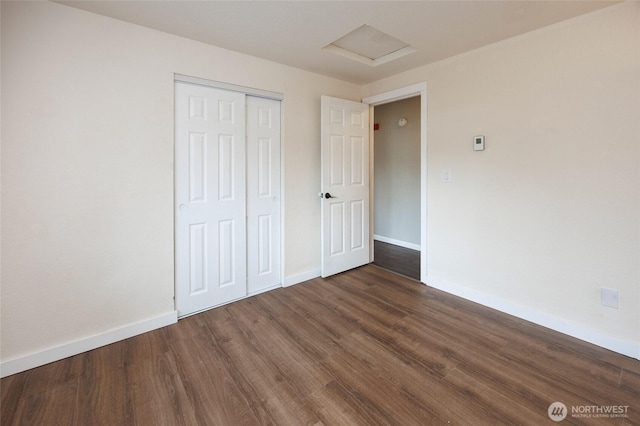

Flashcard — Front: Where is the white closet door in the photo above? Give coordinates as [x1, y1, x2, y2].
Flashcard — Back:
[175, 82, 247, 317]
[247, 96, 281, 294]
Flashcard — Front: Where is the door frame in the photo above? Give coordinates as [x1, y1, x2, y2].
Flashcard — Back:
[362, 82, 427, 283]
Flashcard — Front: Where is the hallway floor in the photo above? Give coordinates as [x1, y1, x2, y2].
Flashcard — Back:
[373, 240, 420, 280]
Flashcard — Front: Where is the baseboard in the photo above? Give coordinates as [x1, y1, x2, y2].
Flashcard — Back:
[426, 278, 640, 360]
[0, 311, 178, 378]
[373, 235, 421, 251]
[283, 269, 321, 287]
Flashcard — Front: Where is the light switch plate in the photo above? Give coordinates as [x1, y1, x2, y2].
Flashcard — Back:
[601, 287, 619, 309]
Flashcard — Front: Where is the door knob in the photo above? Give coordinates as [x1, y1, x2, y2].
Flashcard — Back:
[324, 192, 336, 199]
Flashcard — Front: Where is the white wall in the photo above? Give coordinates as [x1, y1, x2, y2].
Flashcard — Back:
[363, 2, 639, 356]
[373, 97, 421, 247]
[0, 1, 360, 372]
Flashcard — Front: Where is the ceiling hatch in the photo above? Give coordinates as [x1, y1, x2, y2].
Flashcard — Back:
[323, 24, 416, 67]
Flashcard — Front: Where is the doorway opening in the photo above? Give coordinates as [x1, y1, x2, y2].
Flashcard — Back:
[363, 82, 427, 283]
[372, 96, 421, 280]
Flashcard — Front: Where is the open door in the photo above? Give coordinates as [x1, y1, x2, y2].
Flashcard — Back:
[320, 96, 370, 277]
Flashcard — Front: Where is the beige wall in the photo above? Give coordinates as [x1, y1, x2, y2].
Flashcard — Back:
[363, 2, 639, 351]
[1, 1, 360, 365]
[373, 97, 421, 246]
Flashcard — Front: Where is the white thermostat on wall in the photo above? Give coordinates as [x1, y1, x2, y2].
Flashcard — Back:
[474, 135, 485, 151]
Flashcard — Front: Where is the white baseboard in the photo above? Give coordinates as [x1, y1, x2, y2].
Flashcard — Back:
[283, 269, 321, 287]
[426, 278, 640, 361]
[373, 235, 421, 251]
[1, 311, 178, 378]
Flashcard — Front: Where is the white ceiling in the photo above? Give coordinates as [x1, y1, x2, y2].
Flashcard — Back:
[59, 0, 619, 84]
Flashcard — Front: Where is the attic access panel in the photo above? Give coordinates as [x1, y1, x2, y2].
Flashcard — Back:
[324, 24, 416, 66]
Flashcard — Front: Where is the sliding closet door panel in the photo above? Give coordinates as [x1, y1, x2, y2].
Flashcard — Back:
[247, 96, 281, 294]
[175, 82, 246, 317]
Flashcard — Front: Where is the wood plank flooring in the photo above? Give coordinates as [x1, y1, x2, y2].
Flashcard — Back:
[2, 264, 639, 425]
[373, 240, 420, 280]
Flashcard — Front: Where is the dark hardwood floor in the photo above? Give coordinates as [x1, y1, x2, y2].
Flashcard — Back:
[373, 239, 420, 280]
[2, 265, 639, 425]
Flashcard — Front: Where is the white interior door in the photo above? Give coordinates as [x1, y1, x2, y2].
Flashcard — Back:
[247, 96, 281, 294]
[175, 82, 247, 317]
[321, 96, 370, 277]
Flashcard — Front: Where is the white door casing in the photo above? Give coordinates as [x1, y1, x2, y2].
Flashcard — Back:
[321, 96, 370, 277]
[363, 82, 428, 283]
[175, 82, 247, 317]
[247, 96, 281, 294]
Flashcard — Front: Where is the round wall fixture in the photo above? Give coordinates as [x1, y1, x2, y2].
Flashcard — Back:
[398, 118, 408, 127]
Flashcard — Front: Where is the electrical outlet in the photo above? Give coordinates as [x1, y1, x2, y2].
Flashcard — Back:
[600, 288, 619, 309]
